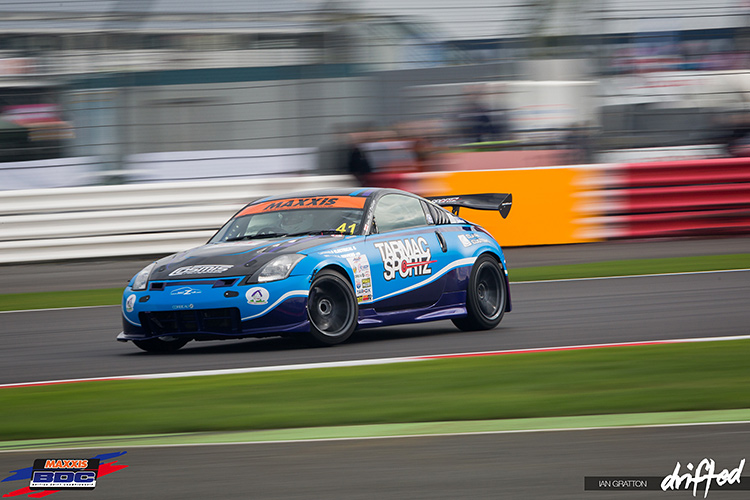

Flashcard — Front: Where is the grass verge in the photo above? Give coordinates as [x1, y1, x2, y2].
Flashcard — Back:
[0, 288, 122, 312]
[1, 254, 749, 312]
[508, 253, 750, 282]
[1, 340, 749, 442]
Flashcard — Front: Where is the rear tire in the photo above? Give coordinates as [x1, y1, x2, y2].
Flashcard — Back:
[306, 269, 358, 346]
[133, 336, 190, 353]
[452, 254, 507, 331]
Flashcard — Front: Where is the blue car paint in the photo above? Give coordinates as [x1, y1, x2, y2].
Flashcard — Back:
[118, 188, 511, 344]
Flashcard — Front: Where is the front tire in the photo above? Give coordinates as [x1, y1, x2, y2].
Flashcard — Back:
[452, 254, 507, 331]
[306, 269, 358, 346]
[133, 336, 190, 353]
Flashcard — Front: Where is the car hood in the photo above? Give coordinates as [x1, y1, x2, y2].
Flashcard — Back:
[148, 234, 351, 281]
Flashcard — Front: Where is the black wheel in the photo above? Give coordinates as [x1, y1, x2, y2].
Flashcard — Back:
[306, 269, 358, 346]
[133, 336, 190, 353]
[452, 254, 507, 331]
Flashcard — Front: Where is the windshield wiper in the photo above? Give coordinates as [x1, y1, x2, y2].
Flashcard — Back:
[226, 232, 288, 242]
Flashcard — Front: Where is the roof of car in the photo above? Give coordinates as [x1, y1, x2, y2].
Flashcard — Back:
[250, 187, 418, 205]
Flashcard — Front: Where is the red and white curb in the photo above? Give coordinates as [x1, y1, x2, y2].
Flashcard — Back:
[2, 335, 750, 390]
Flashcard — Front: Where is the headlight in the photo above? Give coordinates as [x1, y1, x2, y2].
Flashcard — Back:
[257, 254, 305, 283]
[132, 262, 156, 291]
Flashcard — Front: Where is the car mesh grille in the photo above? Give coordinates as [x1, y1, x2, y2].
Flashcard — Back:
[139, 308, 241, 335]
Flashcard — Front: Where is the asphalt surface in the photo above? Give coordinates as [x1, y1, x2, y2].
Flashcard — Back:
[2, 424, 749, 499]
[2, 237, 749, 499]
[2, 269, 749, 385]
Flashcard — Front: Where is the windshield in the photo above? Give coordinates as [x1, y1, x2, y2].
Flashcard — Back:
[211, 207, 365, 242]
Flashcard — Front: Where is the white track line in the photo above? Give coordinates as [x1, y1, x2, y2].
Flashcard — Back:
[513, 268, 750, 284]
[0, 304, 117, 314]
[2, 335, 750, 390]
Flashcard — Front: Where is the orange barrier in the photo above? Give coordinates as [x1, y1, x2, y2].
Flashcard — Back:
[412, 167, 599, 247]
[371, 155, 750, 244]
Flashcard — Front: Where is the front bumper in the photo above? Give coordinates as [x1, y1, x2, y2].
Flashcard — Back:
[118, 276, 310, 342]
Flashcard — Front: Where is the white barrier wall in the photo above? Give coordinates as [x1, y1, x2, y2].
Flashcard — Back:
[0, 175, 357, 264]
[0, 149, 320, 190]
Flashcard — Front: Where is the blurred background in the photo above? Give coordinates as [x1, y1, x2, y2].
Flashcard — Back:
[2, 0, 750, 188]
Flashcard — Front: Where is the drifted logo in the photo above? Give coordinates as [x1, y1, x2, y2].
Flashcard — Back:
[662, 458, 745, 497]
[374, 237, 436, 281]
[2, 451, 128, 497]
[584, 457, 748, 496]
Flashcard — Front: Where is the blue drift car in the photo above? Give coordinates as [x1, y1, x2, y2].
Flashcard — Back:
[118, 188, 512, 352]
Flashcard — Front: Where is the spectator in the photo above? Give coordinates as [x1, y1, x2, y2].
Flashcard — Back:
[458, 89, 497, 143]
[345, 131, 373, 185]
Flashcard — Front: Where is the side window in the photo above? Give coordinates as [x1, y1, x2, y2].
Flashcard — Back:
[373, 194, 428, 233]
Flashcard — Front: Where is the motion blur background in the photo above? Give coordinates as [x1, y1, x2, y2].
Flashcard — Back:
[2, 0, 750, 186]
[2, 0, 750, 263]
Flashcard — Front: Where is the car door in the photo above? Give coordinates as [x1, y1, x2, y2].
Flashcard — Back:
[363, 193, 448, 310]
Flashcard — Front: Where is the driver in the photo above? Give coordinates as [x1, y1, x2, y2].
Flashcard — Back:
[279, 210, 312, 234]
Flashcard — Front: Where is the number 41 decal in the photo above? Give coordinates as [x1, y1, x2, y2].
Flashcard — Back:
[335, 223, 357, 234]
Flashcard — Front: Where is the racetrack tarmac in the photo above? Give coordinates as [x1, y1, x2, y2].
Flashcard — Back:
[1, 270, 749, 385]
[2, 423, 749, 499]
[2, 237, 749, 499]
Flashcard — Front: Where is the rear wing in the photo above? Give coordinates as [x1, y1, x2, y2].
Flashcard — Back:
[426, 193, 512, 219]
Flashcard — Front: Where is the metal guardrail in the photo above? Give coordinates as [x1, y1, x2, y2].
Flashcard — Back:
[0, 175, 357, 264]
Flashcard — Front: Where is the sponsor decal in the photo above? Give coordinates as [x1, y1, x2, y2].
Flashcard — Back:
[170, 286, 201, 296]
[125, 294, 136, 313]
[168, 264, 234, 277]
[467, 232, 490, 245]
[458, 232, 489, 247]
[344, 252, 373, 303]
[238, 196, 366, 215]
[430, 197, 459, 205]
[171, 304, 194, 310]
[373, 237, 436, 281]
[2, 451, 128, 497]
[246, 287, 270, 305]
[321, 245, 357, 256]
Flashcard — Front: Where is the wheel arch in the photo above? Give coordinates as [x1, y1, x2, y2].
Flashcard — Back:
[476, 250, 512, 313]
[311, 261, 355, 286]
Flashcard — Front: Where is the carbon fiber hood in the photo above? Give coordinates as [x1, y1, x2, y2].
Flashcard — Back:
[148, 235, 349, 280]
